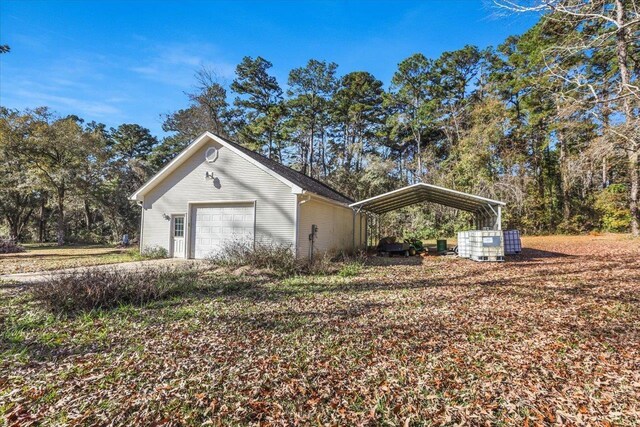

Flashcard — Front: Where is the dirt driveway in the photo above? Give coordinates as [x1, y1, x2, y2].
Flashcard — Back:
[0, 244, 142, 275]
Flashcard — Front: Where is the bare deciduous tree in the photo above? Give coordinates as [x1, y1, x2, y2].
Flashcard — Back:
[496, 0, 640, 235]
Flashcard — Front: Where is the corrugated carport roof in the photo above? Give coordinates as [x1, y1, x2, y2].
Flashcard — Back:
[349, 183, 505, 214]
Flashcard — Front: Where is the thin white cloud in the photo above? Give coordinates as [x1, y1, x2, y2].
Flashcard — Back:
[130, 66, 158, 76]
[0, 37, 233, 135]
[12, 89, 122, 117]
[129, 41, 235, 87]
[47, 77, 91, 90]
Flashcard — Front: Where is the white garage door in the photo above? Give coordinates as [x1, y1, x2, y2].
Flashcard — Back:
[190, 204, 255, 259]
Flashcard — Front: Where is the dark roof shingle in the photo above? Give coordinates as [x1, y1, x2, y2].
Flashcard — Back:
[218, 135, 353, 204]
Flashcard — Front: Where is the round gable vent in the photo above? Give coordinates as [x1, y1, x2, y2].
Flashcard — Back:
[205, 147, 218, 163]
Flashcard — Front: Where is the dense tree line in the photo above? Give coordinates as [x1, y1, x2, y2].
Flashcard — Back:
[0, 109, 156, 244]
[1, 0, 638, 244]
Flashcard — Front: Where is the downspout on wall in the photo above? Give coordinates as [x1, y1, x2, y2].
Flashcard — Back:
[137, 199, 144, 251]
[297, 194, 311, 258]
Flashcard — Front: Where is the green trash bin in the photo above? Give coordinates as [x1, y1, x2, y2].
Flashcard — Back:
[436, 239, 447, 254]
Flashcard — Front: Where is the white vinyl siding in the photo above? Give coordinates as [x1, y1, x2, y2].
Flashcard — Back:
[297, 197, 365, 258]
[141, 141, 296, 256]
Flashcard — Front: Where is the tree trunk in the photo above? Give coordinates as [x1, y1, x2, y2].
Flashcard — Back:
[7, 217, 18, 242]
[5, 194, 34, 242]
[412, 96, 423, 181]
[300, 141, 308, 176]
[321, 131, 328, 178]
[38, 194, 46, 243]
[533, 133, 545, 220]
[355, 131, 362, 173]
[630, 150, 639, 236]
[308, 121, 315, 177]
[415, 132, 422, 181]
[276, 139, 282, 163]
[84, 199, 92, 230]
[614, 0, 638, 236]
[558, 128, 570, 222]
[56, 187, 65, 246]
[344, 123, 352, 171]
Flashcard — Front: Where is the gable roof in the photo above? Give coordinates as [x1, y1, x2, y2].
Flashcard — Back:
[349, 183, 505, 214]
[130, 131, 353, 204]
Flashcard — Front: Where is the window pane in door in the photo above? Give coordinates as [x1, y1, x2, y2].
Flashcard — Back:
[174, 217, 184, 237]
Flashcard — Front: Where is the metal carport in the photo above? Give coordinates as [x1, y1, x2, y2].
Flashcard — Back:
[350, 183, 506, 246]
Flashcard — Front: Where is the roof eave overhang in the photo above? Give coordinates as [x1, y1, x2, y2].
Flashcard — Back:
[301, 190, 351, 208]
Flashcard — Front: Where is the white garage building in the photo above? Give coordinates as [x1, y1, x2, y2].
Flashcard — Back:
[130, 131, 366, 259]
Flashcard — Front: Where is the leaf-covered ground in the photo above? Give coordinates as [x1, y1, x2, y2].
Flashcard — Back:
[1, 234, 639, 425]
[0, 245, 141, 275]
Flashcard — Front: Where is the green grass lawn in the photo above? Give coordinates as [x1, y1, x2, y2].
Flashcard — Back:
[0, 244, 146, 275]
[1, 235, 639, 425]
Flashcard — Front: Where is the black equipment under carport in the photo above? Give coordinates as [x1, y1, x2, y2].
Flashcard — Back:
[377, 237, 416, 257]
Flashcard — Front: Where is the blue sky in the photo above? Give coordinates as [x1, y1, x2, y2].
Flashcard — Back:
[0, 0, 537, 137]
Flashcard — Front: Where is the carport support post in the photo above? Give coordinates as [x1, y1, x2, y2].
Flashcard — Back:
[352, 208, 356, 251]
[364, 213, 368, 249]
[360, 213, 365, 249]
[352, 206, 363, 251]
[486, 204, 501, 231]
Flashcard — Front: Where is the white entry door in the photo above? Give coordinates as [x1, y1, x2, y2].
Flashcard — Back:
[171, 215, 186, 258]
[191, 204, 255, 259]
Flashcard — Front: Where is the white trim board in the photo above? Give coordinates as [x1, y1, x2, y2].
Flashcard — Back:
[301, 191, 350, 209]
